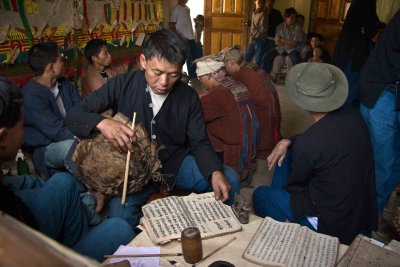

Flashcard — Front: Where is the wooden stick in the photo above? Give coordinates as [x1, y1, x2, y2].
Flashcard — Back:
[121, 112, 136, 205]
[104, 252, 182, 258]
[193, 236, 236, 266]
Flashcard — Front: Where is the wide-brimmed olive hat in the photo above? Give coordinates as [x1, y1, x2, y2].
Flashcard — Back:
[285, 62, 348, 112]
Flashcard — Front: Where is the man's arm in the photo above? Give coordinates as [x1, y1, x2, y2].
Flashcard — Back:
[210, 171, 231, 202]
[80, 69, 105, 98]
[66, 74, 135, 152]
[274, 24, 285, 46]
[267, 138, 291, 170]
[169, 6, 178, 31]
[66, 75, 123, 137]
[260, 11, 269, 36]
[169, 22, 176, 31]
[96, 118, 135, 153]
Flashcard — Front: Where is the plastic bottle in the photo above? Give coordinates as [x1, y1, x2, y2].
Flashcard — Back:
[17, 157, 30, 175]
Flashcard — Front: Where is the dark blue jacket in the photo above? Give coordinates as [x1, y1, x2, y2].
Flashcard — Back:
[288, 107, 377, 244]
[66, 71, 223, 179]
[21, 78, 81, 177]
[333, 0, 380, 71]
[358, 10, 400, 108]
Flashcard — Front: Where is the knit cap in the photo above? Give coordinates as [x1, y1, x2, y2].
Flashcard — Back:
[195, 59, 224, 77]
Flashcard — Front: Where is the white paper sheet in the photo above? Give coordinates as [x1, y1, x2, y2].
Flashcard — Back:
[109, 245, 160, 267]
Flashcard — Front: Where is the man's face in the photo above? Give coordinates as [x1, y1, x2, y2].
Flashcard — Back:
[255, 0, 263, 9]
[0, 108, 24, 162]
[93, 46, 112, 68]
[285, 14, 297, 26]
[313, 47, 323, 58]
[198, 74, 213, 91]
[310, 37, 322, 49]
[52, 53, 65, 78]
[296, 17, 304, 27]
[266, 0, 274, 8]
[139, 54, 182, 95]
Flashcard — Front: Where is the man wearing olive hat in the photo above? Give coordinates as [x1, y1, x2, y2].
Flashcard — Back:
[252, 62, 378, 245]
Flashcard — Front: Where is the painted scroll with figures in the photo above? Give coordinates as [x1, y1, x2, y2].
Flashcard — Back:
[243, 217, 339, 267]
[140, 192, 242, 244]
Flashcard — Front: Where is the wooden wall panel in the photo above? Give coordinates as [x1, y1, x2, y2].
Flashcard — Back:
[328, 0, 341, 19]
[224, 0, 233, 14]
[317, 1, 328, 18]
[234, 0, 243, 14]
[315, 23, 342, 53]
[210, 32, 221, 54]
[211, 17, 243, 30]
[310, 0, 350, 55]
[221, 32, 232, 49]
[232, 34, 242, 47]
[204, 0, 249, 55]
[212, 0, 222, 13]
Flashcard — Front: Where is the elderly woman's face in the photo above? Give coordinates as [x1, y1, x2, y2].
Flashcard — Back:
[224, 60, 240, 75]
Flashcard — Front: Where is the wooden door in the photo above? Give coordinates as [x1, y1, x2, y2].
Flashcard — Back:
[203, 0, 250, 56]
[309, 0, 351, 55]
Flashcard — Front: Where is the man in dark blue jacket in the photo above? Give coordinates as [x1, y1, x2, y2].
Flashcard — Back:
[66, 29, 240, 229]
[21, 42, 81, 177]
[253, 63, 377, 245]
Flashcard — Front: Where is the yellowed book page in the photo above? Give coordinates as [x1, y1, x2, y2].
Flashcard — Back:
[242, 217, 300, 266]
[337, 234, 400, 267]
[287, 227, 339, 267]
[141, 192, 242, 244]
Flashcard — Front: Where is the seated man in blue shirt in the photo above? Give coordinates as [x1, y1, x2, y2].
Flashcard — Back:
[66, 29, 240, 229]
[21, 42, 81, 178]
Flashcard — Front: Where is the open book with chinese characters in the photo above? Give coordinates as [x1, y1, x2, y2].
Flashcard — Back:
[140, 192, 242, 244]
[243, 217, 339, 267]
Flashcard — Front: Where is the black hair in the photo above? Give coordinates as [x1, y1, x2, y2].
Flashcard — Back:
[28, 42, 59, 76]
[307, 32, 316, 41]
[284, 7, 297, 17]
[313, 33, 324, 42]
[0, 77, 23, 128]
[297, 14, 305, 20]
[84, 39, 108, 65]
[194, 14, 204, 22]
[143, 29, 188, 66]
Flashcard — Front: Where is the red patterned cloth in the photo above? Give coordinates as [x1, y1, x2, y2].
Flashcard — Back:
[200, 70, 258, 179]
[233, 66, 282, 158]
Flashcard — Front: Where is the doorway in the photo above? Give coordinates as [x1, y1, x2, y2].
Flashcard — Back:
[180, 1, 204, 76]
[203, 0, 250, 55]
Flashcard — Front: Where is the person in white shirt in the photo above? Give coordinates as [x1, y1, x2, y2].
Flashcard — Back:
[169, 0, 199, 79]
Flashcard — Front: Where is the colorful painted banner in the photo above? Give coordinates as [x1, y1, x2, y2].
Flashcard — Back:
[0, 0, 164, 62]
[0, 0, 164, 87]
